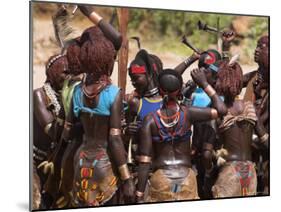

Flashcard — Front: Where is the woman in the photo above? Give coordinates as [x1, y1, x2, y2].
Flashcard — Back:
[61, 22, 134, 206]
[211, 60, 268, 197]
[33, 53, 68, 209]
[136, 68, 227, 202]
[53, 5, 128, 208]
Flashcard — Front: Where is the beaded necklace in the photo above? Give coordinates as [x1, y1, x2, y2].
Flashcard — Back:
[43, 82, 61, 116]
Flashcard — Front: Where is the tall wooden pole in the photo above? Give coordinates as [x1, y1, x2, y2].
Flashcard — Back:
[117, 8, 129, 95]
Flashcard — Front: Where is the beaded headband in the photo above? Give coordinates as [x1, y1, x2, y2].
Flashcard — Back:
[46, 54, 64, 71]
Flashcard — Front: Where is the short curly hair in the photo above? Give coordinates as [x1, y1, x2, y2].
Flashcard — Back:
[215, 61, 243, 101]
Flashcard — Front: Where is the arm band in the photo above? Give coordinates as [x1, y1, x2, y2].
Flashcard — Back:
[204, 85, 216, 97]
[210, 109, 218, 119]
[109, 128, 121, 136]
[56, 117, 64, 126]
[64, 121, 73, 130]
[184, 57, 192, 66]
[118, 164, 131, 181]
[89, 12, 103, 24]
[138, 155, 152, 163]
[260, 133, 269, 143]
[135, 190, 144, 197]
[44, 123, 52, 135]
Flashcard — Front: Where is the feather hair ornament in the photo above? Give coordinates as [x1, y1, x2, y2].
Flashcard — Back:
[52, 6, 76, 54]
[228, 54, 240, 66]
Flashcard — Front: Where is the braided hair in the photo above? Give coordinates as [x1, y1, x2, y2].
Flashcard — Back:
[79, 26, 116, 79]
[66, 38, 82, 76]
[215, 60, 243, 103]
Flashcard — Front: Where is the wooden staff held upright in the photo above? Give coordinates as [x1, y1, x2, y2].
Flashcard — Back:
[117, 8, 129, 95]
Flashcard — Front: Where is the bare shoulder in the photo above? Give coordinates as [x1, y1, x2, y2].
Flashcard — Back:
[127, 96, 140, 116]
[230, 100, 246, 115]
[33, 87, 43, 96]
[33, 87, 46, 103]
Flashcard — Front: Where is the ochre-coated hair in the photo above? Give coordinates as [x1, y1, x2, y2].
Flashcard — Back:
[45, 54, 68, 86]
[79, 26, 116, 78]
[66, 39, 82, 75]
[215, 61, 243, 102]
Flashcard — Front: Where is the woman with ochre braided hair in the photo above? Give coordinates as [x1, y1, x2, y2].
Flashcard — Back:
[211, 60, 268, 198]
[136, 68, 227, 203]
[53, 5, 133, 208]
[60, 7, 135, 206]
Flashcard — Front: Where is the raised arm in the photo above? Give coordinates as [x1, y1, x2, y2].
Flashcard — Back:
[78, 5, 122, 50]
[136, 115, 153, 203]
[109, 91, 135, 202]
[174, 52, 200, 76]
[221, 30, 235, 59]
[189, 68, 227, 122]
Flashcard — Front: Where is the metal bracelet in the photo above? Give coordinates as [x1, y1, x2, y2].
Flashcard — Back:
[56, 117, 64, 126]
[204, 85, 216, 97]
[184, 57, 191, 66]
[110, 128, 121, 136]
[44, 123, 52, 135]
[260, 133, 269, 143]
[135, 190, 144, 197]
[210, 109, 218, 119]
[64, 121, 73, 129]
[138, 155, 152, 163]
[89, 12, 103, 24]
[118, 164, 131, 181]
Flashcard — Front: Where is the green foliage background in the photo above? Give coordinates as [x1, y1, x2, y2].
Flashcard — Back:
[126, 8, 268, 64]
[33, 3, 268, 65]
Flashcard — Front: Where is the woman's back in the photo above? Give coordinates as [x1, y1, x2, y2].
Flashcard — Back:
[219, 100, 257, 161]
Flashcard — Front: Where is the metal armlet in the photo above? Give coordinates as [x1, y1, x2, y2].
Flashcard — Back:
[210, 109, 218, 119]
[135, 190, 144, 198]
[184, 57, 192, 66]
[118, 164, 131, 181]
[89, 11, 103, 24]
[64, 121, 73, 130]
[204, 85, 216, 97]
[260, 133, 269, 143]
[44, 123, 52, 135]
[138, 155, 152, 163]
[110, 128, 122, 136]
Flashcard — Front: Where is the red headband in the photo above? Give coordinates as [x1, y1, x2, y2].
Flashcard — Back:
[130, 65, 146, 74]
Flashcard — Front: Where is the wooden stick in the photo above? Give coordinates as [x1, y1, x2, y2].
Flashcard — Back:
[117, 8, 129, 95]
